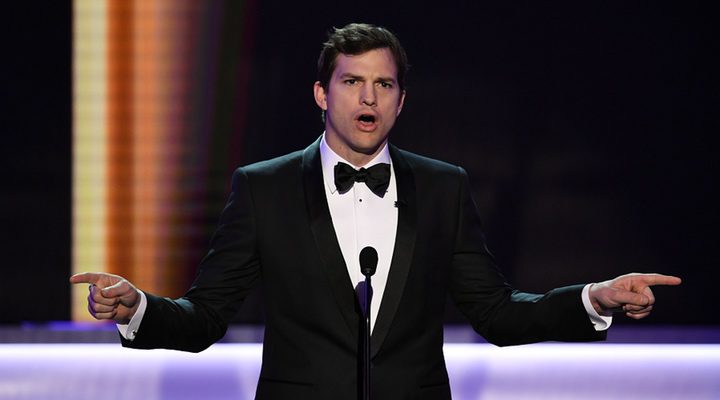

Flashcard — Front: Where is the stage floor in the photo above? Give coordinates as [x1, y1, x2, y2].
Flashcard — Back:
[1, 326, 719, 399]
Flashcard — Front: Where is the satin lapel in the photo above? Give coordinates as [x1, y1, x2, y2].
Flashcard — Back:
[302, 138, 359, 338]
[371, 145, 417, 358]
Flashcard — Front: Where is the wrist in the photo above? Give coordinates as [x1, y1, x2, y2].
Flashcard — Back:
[588, 283, 613, 317]
[115, 289, 142, 324]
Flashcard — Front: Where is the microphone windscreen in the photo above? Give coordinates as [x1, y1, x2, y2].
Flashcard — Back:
[359, 246, 378, 277]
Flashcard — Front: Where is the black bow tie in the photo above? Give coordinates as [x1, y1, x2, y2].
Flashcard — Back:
[334, 162, 390, 197]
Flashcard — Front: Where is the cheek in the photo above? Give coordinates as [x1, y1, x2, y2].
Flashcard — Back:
[327, 100, 347, 117]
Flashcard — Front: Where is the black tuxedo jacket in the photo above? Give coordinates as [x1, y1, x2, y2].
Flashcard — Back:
[123, 138, 605, 399]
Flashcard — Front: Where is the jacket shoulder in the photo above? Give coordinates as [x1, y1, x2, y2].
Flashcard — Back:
[394, 147, 466, 178]
[234, 149, 305, 179]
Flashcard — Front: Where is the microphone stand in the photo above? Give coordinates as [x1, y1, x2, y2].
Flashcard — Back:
[361, 272, 372, 400]
[358, 246, 377, 400]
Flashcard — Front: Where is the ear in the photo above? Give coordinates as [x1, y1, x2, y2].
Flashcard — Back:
[313, 81, 328, 111]
[396, 90, 406, 116]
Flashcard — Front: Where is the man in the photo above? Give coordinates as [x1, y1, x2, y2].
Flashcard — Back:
[71, 23, 681, 399]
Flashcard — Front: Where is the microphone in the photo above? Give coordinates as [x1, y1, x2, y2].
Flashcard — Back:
[359, 246, 378, 277]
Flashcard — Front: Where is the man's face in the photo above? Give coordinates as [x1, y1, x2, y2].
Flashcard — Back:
[314, 48, 405, 166]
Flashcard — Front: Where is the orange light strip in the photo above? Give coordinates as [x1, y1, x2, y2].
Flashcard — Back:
[131, 0, 163, 292]
[105, 0, 136, 290]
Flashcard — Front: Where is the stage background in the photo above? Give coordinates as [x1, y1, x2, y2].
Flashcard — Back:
[0, 1, 717, 327]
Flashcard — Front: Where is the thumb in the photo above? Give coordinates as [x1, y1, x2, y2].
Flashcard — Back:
[613, 288, 651, 307]
[101, 278, 133, 298]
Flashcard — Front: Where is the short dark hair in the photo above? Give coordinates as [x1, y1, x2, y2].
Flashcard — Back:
[317, 23, 409, 92]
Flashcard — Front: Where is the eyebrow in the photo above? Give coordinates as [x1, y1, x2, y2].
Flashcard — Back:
[338, 73, 397, 83]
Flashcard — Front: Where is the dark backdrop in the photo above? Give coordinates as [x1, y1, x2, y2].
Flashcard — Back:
[1, 2, 716, 325]
[2, 3, 72, 322]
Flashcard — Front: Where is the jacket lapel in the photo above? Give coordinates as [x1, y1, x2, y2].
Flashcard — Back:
[371, 145, 417, 357]
[302, 138, 360, 338]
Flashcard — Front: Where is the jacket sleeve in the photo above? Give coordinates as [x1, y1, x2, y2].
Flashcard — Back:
[448, 167, 606, 346]
[122, 167, 261, 352]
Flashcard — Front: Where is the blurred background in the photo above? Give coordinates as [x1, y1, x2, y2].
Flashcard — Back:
[1, 1, 717, 329]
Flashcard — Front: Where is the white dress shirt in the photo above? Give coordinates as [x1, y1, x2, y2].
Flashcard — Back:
[319, 135, 397, 333]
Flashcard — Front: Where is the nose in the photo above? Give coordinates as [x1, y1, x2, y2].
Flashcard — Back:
[360, 85, 376, 106]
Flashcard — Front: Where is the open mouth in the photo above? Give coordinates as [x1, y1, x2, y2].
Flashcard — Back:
[358, 114, 376, 124]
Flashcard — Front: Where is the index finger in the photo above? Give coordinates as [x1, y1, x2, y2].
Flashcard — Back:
[635, 273, 682, 287]
[69, 272, 103, 285]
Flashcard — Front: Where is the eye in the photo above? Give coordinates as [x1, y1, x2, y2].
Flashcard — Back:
[378, 81, 393, 89]
[344, 79, 357, 85]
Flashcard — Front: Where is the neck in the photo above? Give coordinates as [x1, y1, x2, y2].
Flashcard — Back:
[325, 137, 387, 168]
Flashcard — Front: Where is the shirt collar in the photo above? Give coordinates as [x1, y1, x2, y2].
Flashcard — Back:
[320, 132, 392, 194]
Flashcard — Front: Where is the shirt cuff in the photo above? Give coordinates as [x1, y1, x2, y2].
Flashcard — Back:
[582, 283, 613, 331]
[116, 290, 147, 341]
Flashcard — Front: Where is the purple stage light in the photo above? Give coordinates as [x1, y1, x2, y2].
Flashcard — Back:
[1, 343, 718, 399]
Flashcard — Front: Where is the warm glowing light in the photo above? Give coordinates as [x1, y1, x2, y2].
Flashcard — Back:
[72, 0, 108, 321]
